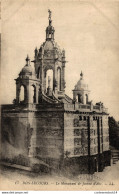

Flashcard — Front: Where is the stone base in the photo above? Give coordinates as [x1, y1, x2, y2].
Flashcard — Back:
[62, 151, 111, 175]
[0, 151, 111, 174]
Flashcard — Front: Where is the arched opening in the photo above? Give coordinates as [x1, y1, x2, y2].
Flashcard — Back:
[37, 67, 40, 79]
[20, 85, 25, 102]
[51, 32, 54, 40]
[31, 85, 36, 103]
[38, 87, 42, 103]
[77, 94, 82, 103]
[48, 33, 52, 39]
[46, 69, 53, 91]
[85, 94, 88, 104]
[76, 95, 78, 102]
[57, 67, 61, 91]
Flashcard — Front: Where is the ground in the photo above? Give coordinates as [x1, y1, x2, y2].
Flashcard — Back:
[0, 161, 119, 190]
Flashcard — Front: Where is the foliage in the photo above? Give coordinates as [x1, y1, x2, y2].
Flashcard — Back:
[109, 117, 119, 150]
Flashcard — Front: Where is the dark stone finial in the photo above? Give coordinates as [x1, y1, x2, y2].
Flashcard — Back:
[35, 47, 38, 55]
[26, 55, 30, 66]
[80, 71, 83, 79]
[62, 49, 65, 57]
[35, 47, 37, 51]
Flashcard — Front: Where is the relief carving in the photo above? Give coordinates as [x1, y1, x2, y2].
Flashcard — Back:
[74, 129, 81, 136]
[73, 118, 79, 127]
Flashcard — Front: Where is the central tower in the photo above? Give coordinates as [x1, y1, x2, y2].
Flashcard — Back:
[33, 10, 66, 100]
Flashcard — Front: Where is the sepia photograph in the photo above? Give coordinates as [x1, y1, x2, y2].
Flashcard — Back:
[0, 0, 119, 191]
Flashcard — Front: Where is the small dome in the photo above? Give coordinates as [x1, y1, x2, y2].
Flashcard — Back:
[20, 65, 35, 75]
[74, 72, 88, 90]
[19, 55, 35, 76]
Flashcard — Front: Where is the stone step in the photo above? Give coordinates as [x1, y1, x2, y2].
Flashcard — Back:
[0, 161, 32, 171]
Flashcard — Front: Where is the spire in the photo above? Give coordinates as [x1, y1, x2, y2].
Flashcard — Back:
[80, 71, 83, 79]
[26, 55, 30, 66]
[46, 10, 55, 40]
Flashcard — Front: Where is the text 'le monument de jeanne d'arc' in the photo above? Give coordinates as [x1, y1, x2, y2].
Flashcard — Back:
[1, 10, 111, 174]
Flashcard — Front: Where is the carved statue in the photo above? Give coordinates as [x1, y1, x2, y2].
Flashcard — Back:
[48, 9, 52, 21]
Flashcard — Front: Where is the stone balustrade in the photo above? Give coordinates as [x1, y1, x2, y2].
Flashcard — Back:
[64, 103, 108, 114]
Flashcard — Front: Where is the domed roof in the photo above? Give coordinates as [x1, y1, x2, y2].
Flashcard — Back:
[42, 40, 61, 52]
[20, 65, 35, 75]
[39, 39, 63, 60]
[74, 72, 89, 90]
[19, 56, 35, 76]
[43, 40, 54, 50]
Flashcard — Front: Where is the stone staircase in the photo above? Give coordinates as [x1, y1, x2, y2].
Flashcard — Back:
[93, 148, 119, 179]
[111, 150, 119, 164]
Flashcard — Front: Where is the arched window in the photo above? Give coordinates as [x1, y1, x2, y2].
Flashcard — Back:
[79, 116, 82, 120]
[46, 69, 53, 90]
[84, 116, 86, 121]
[20, 85, 25, 102]
[31, 85, 36, 103]
[57, 68, 61, 91]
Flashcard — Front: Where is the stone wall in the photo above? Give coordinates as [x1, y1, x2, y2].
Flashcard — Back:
[1, 104, 110, 171]
[1, 106, 64, 169]
[102, 115, 109, 151]
[90, 117, 98, 155]
[1, 110, 31, 166]
[64, 113, 89, 157]
[34, 110, 64, 168]
[64, 113, 110, 158]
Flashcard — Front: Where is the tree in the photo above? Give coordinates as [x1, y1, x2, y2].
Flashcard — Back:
[109, 117, 119, 149]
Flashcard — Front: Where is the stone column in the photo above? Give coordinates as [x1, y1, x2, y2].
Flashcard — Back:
[16, 83, 20, 103]
[82, 94, 85, 104]
[101, 117, 103, 152]
[54, 63, 58, 96]
[61, 62, 65, 91]
[36, 85, 39, 104]
[87, 116, 91, 173]
[88, 116, 91, 156]
[41, 59, 44, 92]
[61, 66, 64, 91]
[97, 117, 101, 154]
[26, 84, 30, 104]
[99, 117, 103, 153]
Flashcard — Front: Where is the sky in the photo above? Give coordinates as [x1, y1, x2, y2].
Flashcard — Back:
[1, 0, 119, 120]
